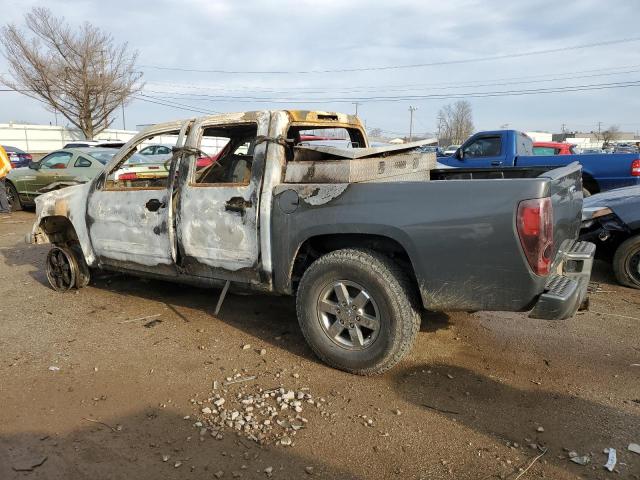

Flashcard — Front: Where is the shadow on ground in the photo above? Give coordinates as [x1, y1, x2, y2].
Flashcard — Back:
[392, 363, 640, 478]
[0, 408, 359, 480]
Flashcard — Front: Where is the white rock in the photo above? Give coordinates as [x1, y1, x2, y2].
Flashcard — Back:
[202, 407, 212, 414]
[214, 398, 226, 407]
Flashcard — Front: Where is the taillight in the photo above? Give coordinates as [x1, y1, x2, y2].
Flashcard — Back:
[517, 197, 554, 276]
[24, 154, 32, 161]
[631, 159, 640, 176]
[119, 172, 138, 181]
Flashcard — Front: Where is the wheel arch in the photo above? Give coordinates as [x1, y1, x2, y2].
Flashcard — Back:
[581, 171, 599, 195]
[286, 233, 422, 305]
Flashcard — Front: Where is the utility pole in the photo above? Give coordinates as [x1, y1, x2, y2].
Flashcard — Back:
[597, 121, 602, 136]
[122, 102, 126, 130]
[352, 102, 361, 117]
[408, 106, 417, 142]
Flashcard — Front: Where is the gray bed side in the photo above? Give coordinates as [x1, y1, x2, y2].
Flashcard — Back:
[270, 178, 556, 312]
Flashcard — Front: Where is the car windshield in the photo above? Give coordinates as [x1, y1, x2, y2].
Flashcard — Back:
[88, 151, 119, 165]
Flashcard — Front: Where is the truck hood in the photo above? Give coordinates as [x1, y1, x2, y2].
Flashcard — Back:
[582, 185, 640, 229]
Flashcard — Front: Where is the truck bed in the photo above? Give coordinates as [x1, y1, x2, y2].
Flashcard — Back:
[272, 163, 585, 314]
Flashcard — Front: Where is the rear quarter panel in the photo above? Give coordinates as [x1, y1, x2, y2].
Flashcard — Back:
[271, 179, 557, 312]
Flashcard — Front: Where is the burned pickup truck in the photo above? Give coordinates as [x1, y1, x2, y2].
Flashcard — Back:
[29, 110, 594, 375]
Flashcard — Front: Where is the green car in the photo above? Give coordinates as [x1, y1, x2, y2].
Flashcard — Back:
[6, 148, 117, 210]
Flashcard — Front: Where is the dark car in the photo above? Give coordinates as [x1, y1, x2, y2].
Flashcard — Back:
[580, 185, 640, 289]
[2, 145, 32, 168]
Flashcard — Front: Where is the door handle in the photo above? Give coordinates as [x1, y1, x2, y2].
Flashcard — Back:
[225, 197, 252, 214]
[145, 198, 166, 212]
[491, 161, 503, 166]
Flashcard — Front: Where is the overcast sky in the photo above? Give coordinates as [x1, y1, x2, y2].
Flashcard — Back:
[1, 0, 640, 137]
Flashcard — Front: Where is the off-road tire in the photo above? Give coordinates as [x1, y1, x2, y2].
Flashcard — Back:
[612, 235, 640, 289]
[296, 248, 421, 375]
[6, 182, 22, 211]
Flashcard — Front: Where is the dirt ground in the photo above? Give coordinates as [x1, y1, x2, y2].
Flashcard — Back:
[1, 210, 639, 480]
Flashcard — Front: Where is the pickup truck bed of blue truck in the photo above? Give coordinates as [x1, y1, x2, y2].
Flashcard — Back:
[438, 130, 640, 194]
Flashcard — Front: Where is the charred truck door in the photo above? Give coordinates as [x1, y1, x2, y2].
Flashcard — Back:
[87, 122, 190, 274]
[175, 112, 269, 284]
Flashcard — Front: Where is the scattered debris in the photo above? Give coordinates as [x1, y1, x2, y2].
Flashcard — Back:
[629, 443, 640, 455]
[513, 448, 547, 480]
[394, 409, 402, 416]
[12, 456, 48, 472]
[223, 375, 257, 386]
[264, 466, 273, 477]
[189, 384, 317, 446]
[570, 455, 590, 466]
[144, 319, 163, 328]
[162, 454, 170, 462]
[214, 471, 224, 478]
[603, 448, 617, 472]
[81, 417, 118, 432]
[174, 461, 182, 468]
[536, 426, 545, 432]
[305, 466, 314, 475]
[48, 366, 60, 371]
[242, 344, 251, 350]
[259, 349, 267, 356]
[118, 313, 161, 324]
[422, 403, 460, 415]
[446, 374, 454, 379]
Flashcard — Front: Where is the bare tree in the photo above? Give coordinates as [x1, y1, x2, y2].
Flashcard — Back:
[600, 124, 621, 147]
[436, 100, 474, 145]
[368, 127, 383, 138]
[1, 8, 142, 139]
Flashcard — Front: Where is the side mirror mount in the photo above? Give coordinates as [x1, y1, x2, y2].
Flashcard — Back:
[28, 161, 41, 170]
[456, 148, 464, 160]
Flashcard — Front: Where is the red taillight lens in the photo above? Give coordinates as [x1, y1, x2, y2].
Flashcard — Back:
[24, 154, 32, 161]
[118, 172, 138, 181]
[517, 197, 554, 276]
[631, 159, 640, 176]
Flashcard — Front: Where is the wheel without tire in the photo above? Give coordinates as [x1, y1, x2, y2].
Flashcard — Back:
[612, 235, 640, 289]
[68, 242, 91, 288]
[296, 248, 421, 375]
[46, 246, 77, 292]
[6, 182, 22, 211]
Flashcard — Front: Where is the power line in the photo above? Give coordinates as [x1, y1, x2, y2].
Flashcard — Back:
[139, 36, 640, 75]
[144, 64, 640, 95]
[139, 79, 640, 104]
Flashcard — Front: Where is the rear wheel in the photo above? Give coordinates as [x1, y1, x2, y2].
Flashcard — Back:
[296, 248, 421, 375]
[612, 235, 640, 289]
[6, 182, 22, 211]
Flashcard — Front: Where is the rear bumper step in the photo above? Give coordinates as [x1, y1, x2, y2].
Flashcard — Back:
[529, 241, 595, 320]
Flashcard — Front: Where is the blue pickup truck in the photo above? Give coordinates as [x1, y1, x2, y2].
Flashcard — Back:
[438, 130, 640, 195]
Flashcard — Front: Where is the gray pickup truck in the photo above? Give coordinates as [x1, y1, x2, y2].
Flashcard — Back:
[29, 110, 594, 375]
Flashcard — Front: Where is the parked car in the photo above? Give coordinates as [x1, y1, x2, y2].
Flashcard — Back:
[2, 145, 32, 168]
[139, 144, 174, 158]
[5, 148, 116, 210]
[533, 141, 577, 155]
[438, 130, 640, 195]
[418, 145, 445, 156]
[580, 185, 640, 289]
[28, 110, 593, 375]
[443, 144, 460, 155]
[581, 148, 603, 154]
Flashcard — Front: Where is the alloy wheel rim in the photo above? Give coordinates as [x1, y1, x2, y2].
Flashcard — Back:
[316, 280, 381, 350]
[46, 248, 76, 292]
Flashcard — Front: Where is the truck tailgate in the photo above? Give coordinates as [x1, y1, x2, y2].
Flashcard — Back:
[537, 162, 583, 262]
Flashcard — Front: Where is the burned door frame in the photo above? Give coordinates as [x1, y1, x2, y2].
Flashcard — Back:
[86, 120, 191, 275]
[175, 112, 270, 285]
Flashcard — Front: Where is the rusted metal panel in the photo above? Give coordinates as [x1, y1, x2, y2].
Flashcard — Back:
[293, 139, 437, 160]
[284, 152, 436, 184]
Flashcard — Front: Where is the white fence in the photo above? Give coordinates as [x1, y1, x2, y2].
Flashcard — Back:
[0, 123, 139, 153]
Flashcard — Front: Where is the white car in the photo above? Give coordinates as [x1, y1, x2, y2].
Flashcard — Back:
[444, 144, 461, 156]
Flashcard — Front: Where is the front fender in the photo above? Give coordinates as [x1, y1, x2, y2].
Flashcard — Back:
[29, 183, 97, 266]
